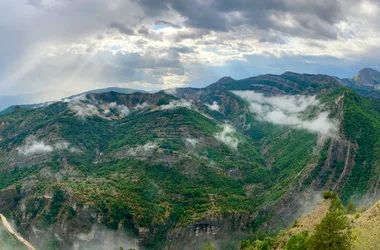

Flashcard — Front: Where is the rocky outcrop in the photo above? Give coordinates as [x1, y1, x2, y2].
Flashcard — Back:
[166, 214, 251, 250]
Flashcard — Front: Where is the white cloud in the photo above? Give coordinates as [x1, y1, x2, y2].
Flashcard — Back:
[164, 88, 178, 96]
[117, 105, 130, 116]
[185, 137, 198, 147]
[68, 96, 133, 119]
[103, 102, 130, 117]
[214, 124, 239, 149]
[133, 102, 150, 110]
[17, 137, 53, 156]
[17, 137, 79, 156]
[233, 91, 338, 136]
[160, 99, 193, 110]
[53, 141, 70, 150]
[233, 91, 318, 113]
[63, 94, 87, 103]
[127, 142, 157, 156]
[108, 102, 118, 108]
[205, 101, 220, 111]
[68, 101, 99, 119]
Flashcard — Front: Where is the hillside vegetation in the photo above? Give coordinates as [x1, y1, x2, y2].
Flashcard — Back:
[241, 191, 380, 250]
[0, 71, 378, 249]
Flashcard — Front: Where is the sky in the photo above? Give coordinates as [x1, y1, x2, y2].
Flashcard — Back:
[1, 0, 380, 95]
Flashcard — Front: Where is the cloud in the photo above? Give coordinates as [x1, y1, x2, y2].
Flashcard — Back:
[72, 224, 141, 250]
[69, 101, 99, 119]
[155, 20, 182, 29]
[205, 101, 220, 111]
[133, 102, 150, 110]
[127, 142, 157, 156]
[264, 110, 338, 135]
[27, 0, 42, 8]
[214, 124, 239, 149]
[62, 94, 87, 103]
[109, 21, 135, 35]
[2, 0, 380, 97]
[53, 141, 70, 150]
[164, 88, 178, 96]
[185, 137, 198, 147]
[170, 46, 196, 54]
[17, 137, 78, 156]
[17, 137, 53, 156]
[233, 91, 338, 136]
[67, 96, 135, 119]
[117, 105, 130, 116]
[160, 99, 193, 110]
[138, 0, 344, 39]
[234, 91, 318, 112]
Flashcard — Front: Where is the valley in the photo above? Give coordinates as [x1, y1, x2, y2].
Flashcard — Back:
[0, 70, 379, 249]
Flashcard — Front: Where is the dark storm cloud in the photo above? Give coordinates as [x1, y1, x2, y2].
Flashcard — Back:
[173, 29, 210, 42]
[137, 26, 162, 40]
[137, 26, 150, 35]
[138, 0, 343, 39]
[109, 21, 135, 35]
[154, 20, 182, 29]
[139, 0, 229, 31]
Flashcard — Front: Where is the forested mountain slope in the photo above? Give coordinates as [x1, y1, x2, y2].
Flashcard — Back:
[0, 72, 379, 249]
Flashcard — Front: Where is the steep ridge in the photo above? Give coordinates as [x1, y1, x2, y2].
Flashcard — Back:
[207, 72, 340, 95]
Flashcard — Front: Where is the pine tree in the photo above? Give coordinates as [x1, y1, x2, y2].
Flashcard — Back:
[307, 209, 351, 250]
[346, 200, 356, 214]
[284, 231, 308, 250]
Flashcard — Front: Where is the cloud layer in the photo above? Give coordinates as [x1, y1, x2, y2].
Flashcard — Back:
[1, 0, 380, 95]
[233, 91, 338, 136]
[206, 101, 220, 112]
[126, 142, 157, 157]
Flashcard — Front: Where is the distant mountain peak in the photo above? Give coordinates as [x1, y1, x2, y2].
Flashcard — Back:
[216, 76, 235, 84]
[353, 67, 380, 86]
[357, 67, 379, 74]
[282, 71, 301, 77]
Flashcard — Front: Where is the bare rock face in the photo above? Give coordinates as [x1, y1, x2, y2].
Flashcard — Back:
[353, 68, 380, 88]
[341, 68, 380, 98]
[166, 214, 251, 250]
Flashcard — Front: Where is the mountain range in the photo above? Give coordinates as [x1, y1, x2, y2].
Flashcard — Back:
[0, 69, 379, 249]
[2, 68, 380, 114]
[0, 87, 145, 115]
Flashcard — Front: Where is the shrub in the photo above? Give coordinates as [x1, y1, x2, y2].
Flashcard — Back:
[346, 200, 356, 214]
[307, 209, 351, 250]
[285, 231, 309, 250]
[322, 190, 338, 200]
